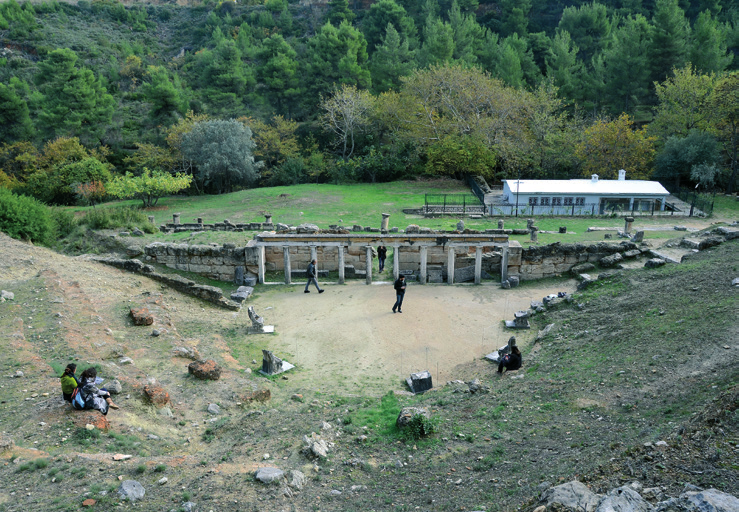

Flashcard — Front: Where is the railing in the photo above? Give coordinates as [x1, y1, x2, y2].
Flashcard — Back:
[424, 193, 485, 215]
[670, 189, 715, 216]
[487, 202, 691, 217]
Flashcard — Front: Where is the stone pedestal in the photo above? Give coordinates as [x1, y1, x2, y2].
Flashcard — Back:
[265, 214, 273, 224]
[530, 229, 538, 243]
[148, 216, 155, 224]
[197, 217, 203, 224]
[633, 230, 644, 243]
[505, 311, 530, 329]
[173, 213, 181, 225]
[526, 219, 535, 230]
[456, 220, 465, 231]
[624, 216, 635, 234]
[498, 220, 504, 229]
[247, 306, 274, 334]
[559, 226, 566, 233]
[406, 371, 433, 394]
[381, 213, 390, 232]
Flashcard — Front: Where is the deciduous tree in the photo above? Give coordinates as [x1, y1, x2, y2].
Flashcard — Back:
[321, 84, 374, 159]
[575, 114, 656, 180]
[106, 168, 192, 208]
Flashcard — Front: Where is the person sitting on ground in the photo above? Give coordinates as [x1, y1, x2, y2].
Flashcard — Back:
[497, 346, 522, 375]
[60, 363, 80, 403]
[78, 367, 119, 414]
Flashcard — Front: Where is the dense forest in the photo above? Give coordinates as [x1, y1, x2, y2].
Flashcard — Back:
[0, 0, 737, 204]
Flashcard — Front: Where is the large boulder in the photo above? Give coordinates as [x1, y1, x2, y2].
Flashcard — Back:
[655, 488, 739, 512]
[595, 487, 651, 512]
[72, 411, 110, 432]
[599, 252, 623, 268]
[255, 467, 284, 484]
[188, 359, 222, 380]
[130, 307, 154, 326]
[396, 406, 431, 428]
[118, 480, 145, 502]
[143, 384, 170, 407]
[539, 481, 602, 512]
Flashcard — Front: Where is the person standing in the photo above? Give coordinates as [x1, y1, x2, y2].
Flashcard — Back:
[304, 259, 324, 293]
[377, 245, 387, 272]
[392, 274, 406, 313]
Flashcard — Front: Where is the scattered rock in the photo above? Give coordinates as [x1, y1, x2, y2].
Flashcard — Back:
[151, 329, 161, 337]
[107, 380, 123, 394]
[173, 346, 201, 360]
[207, 403, 220, 415]
[397, 406, 431, 428]
[130, 307, 154, 326]
[1, 290, 14, 300]
[255, 467, 284, 484]
[158, 477, 168, 485]
[597, 486, 651, 512]
[599, 252, 624, 268]
[113, 454, 133, 461]
[288, 470, 306, 490]
[131, 228, 144, 237]
[72, 412, 110, 432]
[645, 258, 666, 269]
[143, 384, 170, 407]
[467, 379, 490, 394]
[188, 360, 222, 380]
[118, 480, 145, 502]
[82, 498, 96, 507]
[242, 389, 271, 402]
[119, 357, 134, 365]
[13, 370, 23, 378]
[182, 502, 197, 512]
[539, 481, 602, 512]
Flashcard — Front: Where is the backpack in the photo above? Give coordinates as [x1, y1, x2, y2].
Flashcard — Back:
[70, 387, 85, 410]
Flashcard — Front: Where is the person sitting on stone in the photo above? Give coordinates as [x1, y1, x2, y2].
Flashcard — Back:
[60, 363, 80, 403]
[78, 367, 119, 414]
[497, 346, 522, 375]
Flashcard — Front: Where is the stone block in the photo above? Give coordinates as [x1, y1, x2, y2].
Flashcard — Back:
[406, 371, 432, 393]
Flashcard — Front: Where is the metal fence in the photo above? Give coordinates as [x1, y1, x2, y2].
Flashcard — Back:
[424, 194, 485, 214]
[670, 189, 715, 216]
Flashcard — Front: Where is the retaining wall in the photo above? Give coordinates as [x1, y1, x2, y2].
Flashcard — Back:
[512, 241, 638, 280]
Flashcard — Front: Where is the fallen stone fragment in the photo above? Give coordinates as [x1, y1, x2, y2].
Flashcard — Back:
[118, 480, 145, 502]
[255, 467, 284, 484]
[113, 454, 132, 461]
[188, 360, 222, 380]
[130, 307, 154, 326]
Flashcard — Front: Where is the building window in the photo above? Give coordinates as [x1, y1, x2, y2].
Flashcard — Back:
[575, 197, 585, 206]
[564, 197, 574, 206]
[552, 197, 562, 206]
[540, 197, 550, 206]
[528, 197, 538, 206]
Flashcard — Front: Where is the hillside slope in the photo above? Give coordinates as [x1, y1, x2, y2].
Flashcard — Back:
[0, 232, 736, 511]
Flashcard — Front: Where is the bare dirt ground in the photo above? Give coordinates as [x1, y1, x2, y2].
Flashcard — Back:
[261, 279, 574, 393]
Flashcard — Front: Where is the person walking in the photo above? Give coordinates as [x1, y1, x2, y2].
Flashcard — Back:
[304, 259, 324, 293]
[377, 245, 387, 272]
[392, 274, 406, 313]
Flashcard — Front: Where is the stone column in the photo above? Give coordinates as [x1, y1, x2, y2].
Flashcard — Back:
[265, 214, 272, 224]
[530, 228, 538, 243]
[498, 219, 504, 229]
[624, 216, 634, 234]
[257, 246, 266, 284]
[526, 218, 535, 230]
[310, 246, 318, 263]
[474, 246, 482, 284]
[148, 216, 155, 224]
[197, 217, 203, 225]
[381, 213, 390, 232]
[447, 247, 456, 285]
[365, 246, 373, 285]
[173, 213, 181, 225]
[419, 246, 428, 285]
[283, 247, 291, 284]
[393, 245, 400, 281]
[501, 246, 509, 282]
[338, 246, 345, 284]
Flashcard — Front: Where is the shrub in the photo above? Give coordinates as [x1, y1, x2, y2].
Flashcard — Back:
[0, 188, 54, 245]
[78, 207, 156, 233]
[50, 207, 77, 239]
[399, 413, 438, 441]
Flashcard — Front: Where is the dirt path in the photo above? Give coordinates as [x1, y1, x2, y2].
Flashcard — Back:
[255, 279, 575, 393]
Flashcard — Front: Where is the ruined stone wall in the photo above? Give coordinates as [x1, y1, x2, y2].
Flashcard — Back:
[144, 242, 257, 282]
[510, 241, 638, 280]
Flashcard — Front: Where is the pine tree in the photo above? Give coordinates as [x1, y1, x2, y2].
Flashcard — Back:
[651, 0, 690, 84]
[369, 23, 417, 93]
[690, 11, 733, 74]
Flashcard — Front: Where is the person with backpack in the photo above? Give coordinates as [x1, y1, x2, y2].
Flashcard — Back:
[60, 363, 80, 403]
[304, 259, 324, 294]
[78, 367, 119, 414]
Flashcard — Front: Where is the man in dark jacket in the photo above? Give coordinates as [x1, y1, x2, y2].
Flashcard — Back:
[304, 259, 324, 293]
[392, 274, 406, 313]
[377, 245, 387, 272]
[497, 346, 522, 374]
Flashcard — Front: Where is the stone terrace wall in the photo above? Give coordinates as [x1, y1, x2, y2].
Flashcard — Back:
[512, 241, 638, 280]
[144, 242, 258, 282]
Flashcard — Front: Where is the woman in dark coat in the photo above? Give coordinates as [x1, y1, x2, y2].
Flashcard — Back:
[497, 346, 522, 374]
[78, 367, 119, 414]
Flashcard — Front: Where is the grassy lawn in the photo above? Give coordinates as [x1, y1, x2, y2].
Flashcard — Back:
[66, 181, 737, 248]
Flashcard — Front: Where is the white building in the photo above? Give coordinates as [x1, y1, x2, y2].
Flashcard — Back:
[497, 170, 670, 216]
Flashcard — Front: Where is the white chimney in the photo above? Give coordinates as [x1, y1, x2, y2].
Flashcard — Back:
[618, 169, 626, 181]
[591, 174, 599, 183]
